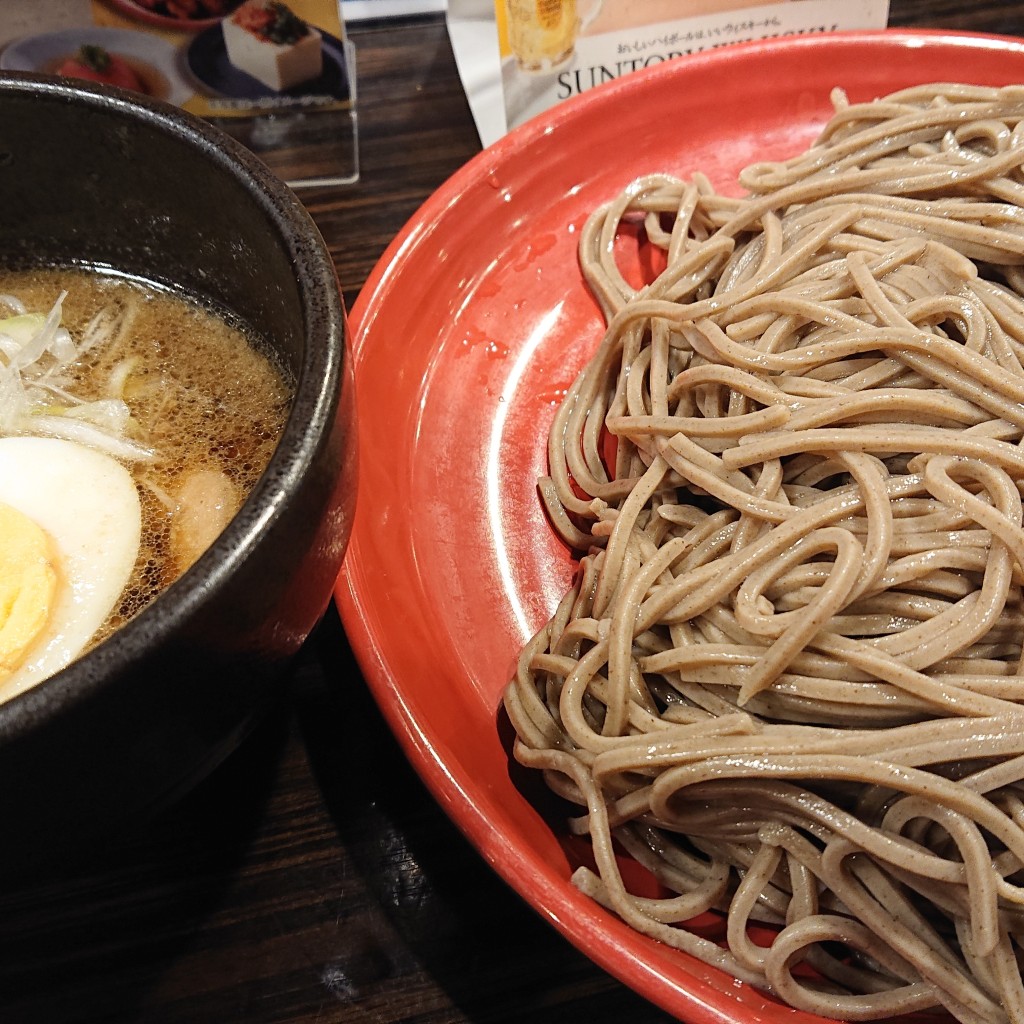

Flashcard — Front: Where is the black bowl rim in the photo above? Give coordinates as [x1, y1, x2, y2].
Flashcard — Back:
[0, 71, 347, 736]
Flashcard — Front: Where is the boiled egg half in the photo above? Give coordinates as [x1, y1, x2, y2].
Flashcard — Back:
[0, 436, 141, 702]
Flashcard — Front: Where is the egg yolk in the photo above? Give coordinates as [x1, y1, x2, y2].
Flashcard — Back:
[0, 502, 57, 680]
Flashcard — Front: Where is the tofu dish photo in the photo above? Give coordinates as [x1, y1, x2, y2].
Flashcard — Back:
[221, 0, 323, 93]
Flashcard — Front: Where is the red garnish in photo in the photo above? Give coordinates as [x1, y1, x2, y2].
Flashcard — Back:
[233, 2, 310, 45]
[55, 46, 145, 93]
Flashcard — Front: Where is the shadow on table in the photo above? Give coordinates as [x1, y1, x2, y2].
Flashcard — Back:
[0, 688, 290, 1024]
[296, 603, 674, 1024]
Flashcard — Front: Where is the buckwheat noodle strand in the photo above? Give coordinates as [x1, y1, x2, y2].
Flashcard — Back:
[503, 83, 1024, 1022]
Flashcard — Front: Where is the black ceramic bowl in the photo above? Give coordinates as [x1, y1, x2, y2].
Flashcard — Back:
[0, 72, 356, 859]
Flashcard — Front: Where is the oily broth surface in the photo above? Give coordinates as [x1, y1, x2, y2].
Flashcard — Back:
[2, 266, 293, 646]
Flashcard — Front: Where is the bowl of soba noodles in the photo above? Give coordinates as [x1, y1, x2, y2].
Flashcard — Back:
[0, 71, 355, 859]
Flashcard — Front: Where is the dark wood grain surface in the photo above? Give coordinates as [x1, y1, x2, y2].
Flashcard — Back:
[4, 4, 1024, 1022]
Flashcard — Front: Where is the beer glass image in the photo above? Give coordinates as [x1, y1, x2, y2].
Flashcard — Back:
[505, 0, 604, 71]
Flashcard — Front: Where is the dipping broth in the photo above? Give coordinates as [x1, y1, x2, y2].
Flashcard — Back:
[0, 267, 293, 701]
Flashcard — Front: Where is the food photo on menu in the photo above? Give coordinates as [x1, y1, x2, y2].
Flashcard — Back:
[0, 0, 351, 116]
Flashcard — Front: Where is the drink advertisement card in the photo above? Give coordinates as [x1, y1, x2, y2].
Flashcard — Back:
[487, 0, 889, 134]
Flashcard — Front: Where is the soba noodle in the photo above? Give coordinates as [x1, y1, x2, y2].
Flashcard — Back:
[503, 83, 1024, 1023]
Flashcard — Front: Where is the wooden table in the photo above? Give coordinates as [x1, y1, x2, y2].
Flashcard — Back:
[3, 3, 1024, 1021]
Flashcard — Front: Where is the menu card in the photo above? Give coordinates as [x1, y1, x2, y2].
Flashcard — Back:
[1, 0, 358, 187]
[448, 0, 890, 144]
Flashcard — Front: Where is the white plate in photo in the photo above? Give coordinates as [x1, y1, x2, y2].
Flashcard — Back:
[1, 27, 193, 106]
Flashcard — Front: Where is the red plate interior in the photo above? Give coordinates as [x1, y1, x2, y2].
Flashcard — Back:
[336, 30, 1024, 1023]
